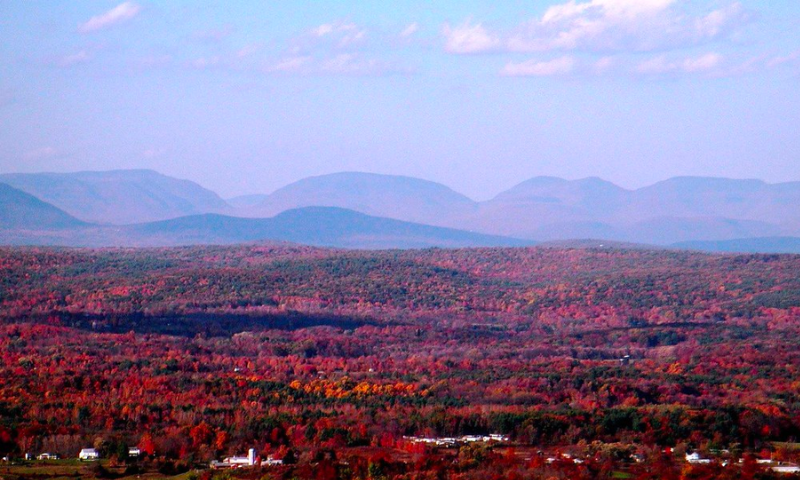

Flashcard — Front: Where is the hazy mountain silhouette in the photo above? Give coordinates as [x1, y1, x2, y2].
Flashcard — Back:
[242, 172, 477, 227]
[0, 169, 231, 224]
[3, 169, 800, 250]
[0, 182, 88, 229]
[0, 200, 529, 249]
[237, 172, 800, 244]
[475, 177, 799, 242]
[125, 207, 529, 249]
[226, 194, 269, 208]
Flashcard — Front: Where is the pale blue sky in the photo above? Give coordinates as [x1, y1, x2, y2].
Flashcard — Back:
[1, 1, 799, 200]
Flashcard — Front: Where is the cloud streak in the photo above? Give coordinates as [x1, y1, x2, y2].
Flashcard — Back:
[268, 53, 409, 77]
[442, 22, 501, 54]
[58, 50, 92, 67]
[636, 52, 723, 75]
[501, 56, 576, 76]
[78, 2, 141, 33]
[400, 23, 419, 38]
[445, 1, 750, 55]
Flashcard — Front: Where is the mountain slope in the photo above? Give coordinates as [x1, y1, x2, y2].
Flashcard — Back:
[0, 206, 530, 249]
[127, 207, 529, 249]
[0, 182, 88, 229]
[243, 172, 477, 227]
[628, 177, 800, 224]
[0, 170, 231, 224]
[469, 176, 800, 242]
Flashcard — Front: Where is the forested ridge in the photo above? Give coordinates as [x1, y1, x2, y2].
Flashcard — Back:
[2, 245, 800, 479]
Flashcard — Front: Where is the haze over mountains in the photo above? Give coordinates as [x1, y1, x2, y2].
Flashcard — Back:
[2, 169, 799, 252]
[0, 170, 230, 224]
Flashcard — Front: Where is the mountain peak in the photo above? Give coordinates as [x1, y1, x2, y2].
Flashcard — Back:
[246, 171, 477, 227]
[0, 170, 230, 225]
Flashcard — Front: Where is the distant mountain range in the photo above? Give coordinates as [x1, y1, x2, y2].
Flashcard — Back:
[0, 183, 88, 230]
[0, 184, 528, 249]
[2, 169, 799, 252]
[0, 169, 230, 224]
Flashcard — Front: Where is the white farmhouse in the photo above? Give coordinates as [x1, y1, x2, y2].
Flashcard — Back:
[79, 448, 99, 461]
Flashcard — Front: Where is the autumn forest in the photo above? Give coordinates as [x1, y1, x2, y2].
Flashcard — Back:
[2, 244, 800, 479]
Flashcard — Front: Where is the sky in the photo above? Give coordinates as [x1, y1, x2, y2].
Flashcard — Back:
[1, 0, 799, 201]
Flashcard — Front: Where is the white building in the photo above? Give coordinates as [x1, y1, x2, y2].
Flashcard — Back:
[685, 452, 711, 464]
[79, 448, 99, 461]
[128, 447, 141, 458]
[211, 448, 257, 469]
[37, 453, 59, 460]
[225, 448, 256, 466]
[773, 464, 800, 474]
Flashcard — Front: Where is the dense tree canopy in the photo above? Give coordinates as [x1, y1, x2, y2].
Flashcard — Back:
[1, 245, 799, 479]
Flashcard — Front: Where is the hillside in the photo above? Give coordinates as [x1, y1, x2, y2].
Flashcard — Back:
[236, 172, 800, 245]
[0, 169, 231, 224]
[126, 207, 529, 249]
[2, 244, 800, 479]
[0, 205, 529, 249]
[469, 176, 800, 242]
[0, 182, 88, 230]
[3, 169, 800, 249]
[242, 172, 478, 227]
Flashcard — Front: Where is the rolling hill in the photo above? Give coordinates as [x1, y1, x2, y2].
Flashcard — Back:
[0, 182, 88, 230]
[3, 169, 800, 250]
[0, 169, 231, 224]
[241, 172, 478, 227]
[236, 172, 800, 244]
[124, 207, 530, 249]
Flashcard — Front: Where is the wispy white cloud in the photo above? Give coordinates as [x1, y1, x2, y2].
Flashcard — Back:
[400, 23, 419, 38]
[267, 53, 409, 76]
[593, 56, 616, 74]
[442, 22, 501, 54]
[271, 56, 312, 73]
[57, 50, 92, 67]
[189, 56, 221, 69]
[237, 43, 261, 59]
[321, 53, 377, 74]
[310, 21, 367, 48]
[636, 52, 723, 75]
[501, 56, 576, 76]
[683, 52, 722, 72]
[78, 2, 141, 33]
[446, 1, 750, 55]
[768, 50, 800, 68]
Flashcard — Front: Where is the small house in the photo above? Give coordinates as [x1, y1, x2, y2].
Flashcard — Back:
[79, 448, 99, 461]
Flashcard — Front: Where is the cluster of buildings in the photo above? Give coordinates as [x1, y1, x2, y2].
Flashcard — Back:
[685, 451, 800, 473]
[78, 447, 140, 461]
[209, 448, 283, 469]
[403, 434, 509, 447]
